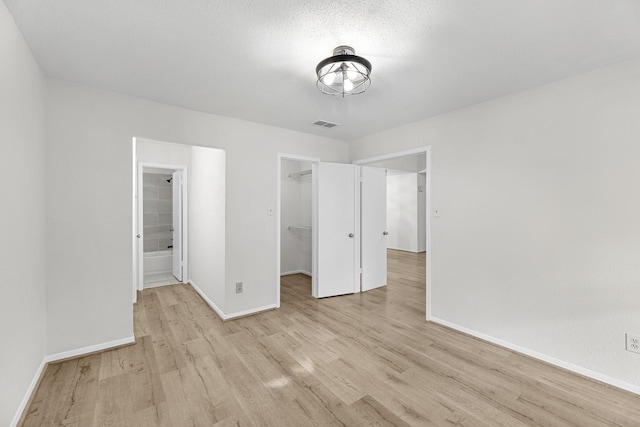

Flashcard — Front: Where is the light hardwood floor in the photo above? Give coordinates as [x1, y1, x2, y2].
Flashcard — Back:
[21, 250, 640, 426]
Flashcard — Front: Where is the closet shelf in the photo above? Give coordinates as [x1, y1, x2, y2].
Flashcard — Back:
[288, 169, 312, 179]
[288, 225, 312, 231]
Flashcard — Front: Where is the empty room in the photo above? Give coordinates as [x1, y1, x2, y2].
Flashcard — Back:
[2, 0, 640, 425]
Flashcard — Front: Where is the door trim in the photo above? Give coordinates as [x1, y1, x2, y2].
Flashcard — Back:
[353, 146, 432, 321]
[276, 153, 320, 308]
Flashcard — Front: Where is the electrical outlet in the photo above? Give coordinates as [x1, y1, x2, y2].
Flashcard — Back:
[235, 282, 243, 294]
[626, 333, 640, 354]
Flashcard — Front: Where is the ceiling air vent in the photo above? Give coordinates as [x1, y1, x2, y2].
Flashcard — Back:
[312, 120, 340, 129]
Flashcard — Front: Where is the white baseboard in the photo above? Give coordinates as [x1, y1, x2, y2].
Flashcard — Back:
[12, 336, 136, 426]
[280, 269, 312, 277]
[386, 246, 423, 253]
[189, 280, 278, 321]
[44, 336, 136, 363]
[11, 357, 47, 427]
[430, 317, 640, 396]
[224, 303, 278, 320]
[188, 280, 226, 319]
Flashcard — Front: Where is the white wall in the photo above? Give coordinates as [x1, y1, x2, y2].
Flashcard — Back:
[367, 155, 423, 173]
[44, 79, 348, 354]
[280, 160, 312, 276]
[137, 138, 192, 165]
[349, 58, 640, 390]
[387, 173, 419, 252]
[189, 145, 226, 311]
[0, 2, 47, 425]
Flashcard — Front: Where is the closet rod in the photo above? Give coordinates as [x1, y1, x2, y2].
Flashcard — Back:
[288, 169, 312, 178]
[288, 225, 312, 231]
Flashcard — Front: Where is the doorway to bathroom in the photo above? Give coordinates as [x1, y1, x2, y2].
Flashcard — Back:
[134, 162, 188, 299]
[132, 137, 226, 306]
[140, 166, 186, 288]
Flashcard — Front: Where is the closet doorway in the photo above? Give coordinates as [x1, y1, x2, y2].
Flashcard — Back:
[277, 155, 390, 305]
[277, 155, 317, 305]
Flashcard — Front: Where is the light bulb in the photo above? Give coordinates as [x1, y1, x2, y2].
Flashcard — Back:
[343, 78, 354, 92]
[322, 71, 336, 85]
[346, 67, 357, 81]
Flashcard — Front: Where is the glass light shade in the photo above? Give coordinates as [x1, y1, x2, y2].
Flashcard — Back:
[316, 46, 372, 96]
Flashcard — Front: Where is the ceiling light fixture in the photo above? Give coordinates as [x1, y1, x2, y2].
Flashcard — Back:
[316, 46, 372, 96]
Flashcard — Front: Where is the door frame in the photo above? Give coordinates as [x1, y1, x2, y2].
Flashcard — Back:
[276, 153, 320, 307]
[353, 146, 432, 320]
[133, 161, 189, 302]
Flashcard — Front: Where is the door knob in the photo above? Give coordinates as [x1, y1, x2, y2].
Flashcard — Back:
[383, 231, 389, 236]
[348, 233, 355, 238]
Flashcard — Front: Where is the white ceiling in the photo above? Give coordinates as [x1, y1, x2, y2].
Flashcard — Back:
[5, 0, 640, 141]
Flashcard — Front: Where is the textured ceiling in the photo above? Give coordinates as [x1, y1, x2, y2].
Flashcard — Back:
[5, 0, 640, 141]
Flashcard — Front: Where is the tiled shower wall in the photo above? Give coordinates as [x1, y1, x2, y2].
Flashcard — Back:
[143, 173, 173, 252]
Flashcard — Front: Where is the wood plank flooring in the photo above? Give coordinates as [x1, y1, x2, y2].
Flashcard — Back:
[21, 249, 640, 426]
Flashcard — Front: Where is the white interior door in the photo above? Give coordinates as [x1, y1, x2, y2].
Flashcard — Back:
[172, 170, 183, 281]
[361, 166, 388, 292]
[316, 162, 357, 298]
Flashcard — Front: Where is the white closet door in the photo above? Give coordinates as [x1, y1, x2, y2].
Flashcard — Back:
[361, 166, 388, 292]
[172, 170, 183, 281]
[315, 162, 358, 298]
